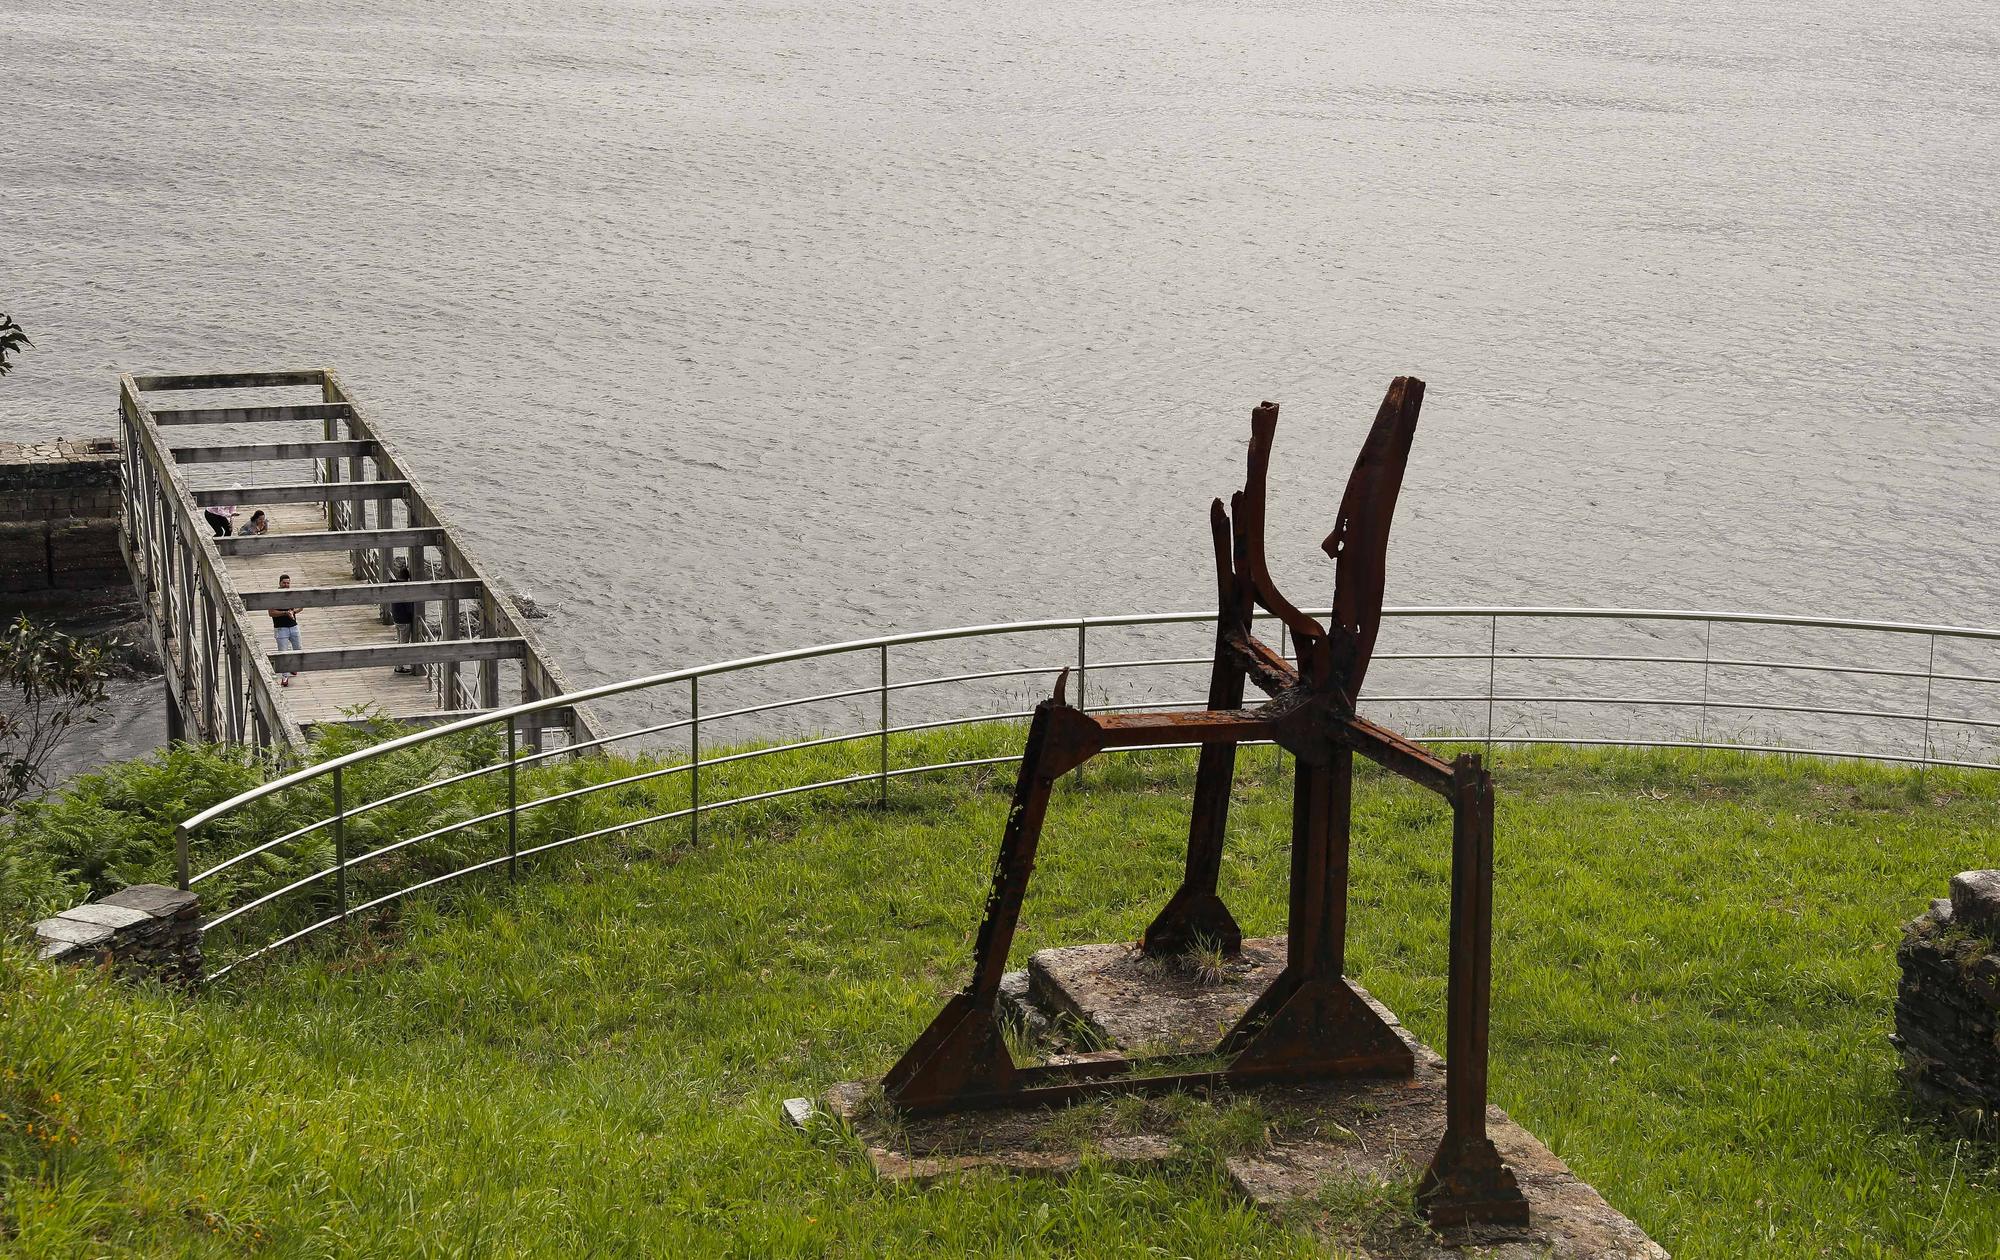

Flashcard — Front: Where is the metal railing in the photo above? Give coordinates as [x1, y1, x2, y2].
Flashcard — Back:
[175, 606, 2000, 978]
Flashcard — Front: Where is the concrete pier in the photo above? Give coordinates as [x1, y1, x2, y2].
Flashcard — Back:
[117, 369, 593, 749]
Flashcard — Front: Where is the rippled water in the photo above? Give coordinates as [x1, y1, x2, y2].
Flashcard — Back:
[6, 0, 1997, 710]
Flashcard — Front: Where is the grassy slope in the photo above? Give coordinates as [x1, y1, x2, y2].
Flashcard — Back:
[4, 736, 2000, 1257]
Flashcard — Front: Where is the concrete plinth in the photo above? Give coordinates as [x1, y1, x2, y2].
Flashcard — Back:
[1029, 937, 1288, 1053]
[790, 937, 1665, 1258]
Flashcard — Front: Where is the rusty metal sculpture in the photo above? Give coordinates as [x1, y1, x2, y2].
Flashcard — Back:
[882, 378, 1528, 1228]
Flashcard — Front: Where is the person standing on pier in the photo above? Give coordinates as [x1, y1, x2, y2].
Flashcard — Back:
[390, 559, 420, 675]
[271, 573, 304, 687]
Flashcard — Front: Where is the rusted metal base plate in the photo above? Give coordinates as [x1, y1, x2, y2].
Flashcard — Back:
[786, 938, 1664, 1257]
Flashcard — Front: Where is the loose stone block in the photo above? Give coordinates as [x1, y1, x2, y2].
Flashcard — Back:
[100, 883, 199, 917]
[1950, 870, 2000, 933]
[57, 902, 154, 930]
[31, 916, 116, 948]
[997, 969, 1051, 1042]
[780, 1096, 820, 1130]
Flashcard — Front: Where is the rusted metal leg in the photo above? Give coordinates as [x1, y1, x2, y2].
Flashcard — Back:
[1143, 639, 1247, 957]
[1291, 751, 1333, 971]
[1314, 746, 1353, 974]
[882, 697, 1068, 1111]
[1220, 744, 1411, 1079]
[1418, 754, 1528, 1229]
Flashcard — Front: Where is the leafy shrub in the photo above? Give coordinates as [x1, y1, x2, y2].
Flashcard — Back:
[0, 716, 617, 964]
[0, 742, 269, 930]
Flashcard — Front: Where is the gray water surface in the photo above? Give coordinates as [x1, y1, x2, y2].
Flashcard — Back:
[5, 0, 1996, 702]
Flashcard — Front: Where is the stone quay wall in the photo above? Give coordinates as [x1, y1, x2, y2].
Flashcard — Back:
[1894, 870, 2000, 1132]
[32, 884, 202, 987]
[0, 437, 127, 596]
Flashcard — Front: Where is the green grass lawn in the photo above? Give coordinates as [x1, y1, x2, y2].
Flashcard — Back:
[4, 736, 2000, 1257]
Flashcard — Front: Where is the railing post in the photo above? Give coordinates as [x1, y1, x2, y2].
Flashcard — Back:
[1697, 619, 1713, 748]
[878, 644, 890, 808]
[1076, 622, 1088, 714]
[332, 766, 348, 922]
[1921, 633, 1937, 771]
[690, 675, 702, 847]
[1484, 615, 1498, 763]
[507, 715, 519, 880]
[1074, 622, 1088, 786]
[176, 825, 191, 891]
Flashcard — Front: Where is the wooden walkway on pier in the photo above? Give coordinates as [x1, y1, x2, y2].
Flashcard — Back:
[118, 369, 593, 750]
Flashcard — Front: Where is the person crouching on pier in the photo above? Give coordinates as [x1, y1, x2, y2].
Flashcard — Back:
[271, 573, 304, 687]
[203, 503, 235, 537]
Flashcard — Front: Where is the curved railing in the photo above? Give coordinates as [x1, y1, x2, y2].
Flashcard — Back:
[177, 606, 2000, 978]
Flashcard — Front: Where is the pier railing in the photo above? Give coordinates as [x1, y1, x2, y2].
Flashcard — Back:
[175, 606, 2000, 978]
[118, 376, 294, 746]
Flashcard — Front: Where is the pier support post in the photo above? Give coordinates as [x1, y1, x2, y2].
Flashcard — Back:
[163, 675, 186, 743]
[522, 676, 544, 754]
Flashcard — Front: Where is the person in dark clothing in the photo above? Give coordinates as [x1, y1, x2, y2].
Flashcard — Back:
[390, 559, 420, 674]
[270, 573, 303, 686]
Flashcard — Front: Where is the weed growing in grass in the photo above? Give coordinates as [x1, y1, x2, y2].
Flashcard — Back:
[1107, 1093, 1151, 1137]
[1161, 932, 1234, 988]
[1054, 1012, 1115, 1055]
[1311, 1171, 1421, 1241]
[1019, 1090, 1274, 1162]
[1174, 1096, 1272, 1158]
[1000, 1012, 1044, 1067]
[1035, 1101, 1107, 1153]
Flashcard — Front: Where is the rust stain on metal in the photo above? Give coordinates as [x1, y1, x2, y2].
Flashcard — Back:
[880, 377, 1529, 1229]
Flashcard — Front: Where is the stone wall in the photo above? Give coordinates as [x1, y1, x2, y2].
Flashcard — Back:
[32, 884, 202, 987]
[1894, 870, 2000, 1133]
[0, 437, 127, 597]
